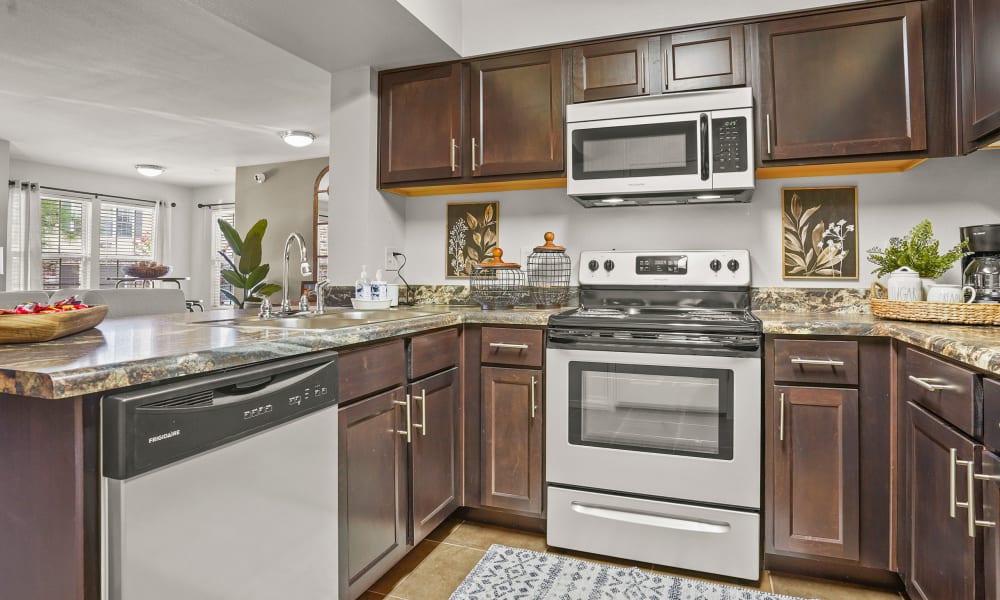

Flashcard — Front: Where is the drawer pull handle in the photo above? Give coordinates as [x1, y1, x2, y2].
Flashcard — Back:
[790, 357, 845, 367]
[490, 342, 530, 350]
[570, 502, 731, 534]
[394, 396, 412, 444]
[909, 375, 953, 392]
[779, 391, 786, 442]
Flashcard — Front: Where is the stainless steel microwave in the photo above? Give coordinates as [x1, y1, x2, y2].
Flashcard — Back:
[566, 88, 755, 207]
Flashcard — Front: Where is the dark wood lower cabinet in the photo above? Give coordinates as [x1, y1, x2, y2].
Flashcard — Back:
[904, 401, 981, 600]
[772, 386, 860, 561]
[984, 451, 1000, 600]
[409, 367, 460, 543]
[339, 387, 409, 600]
[481, 367, 544, 515]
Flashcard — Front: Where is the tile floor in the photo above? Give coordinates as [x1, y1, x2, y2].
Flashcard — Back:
[362, 518, 907, 600]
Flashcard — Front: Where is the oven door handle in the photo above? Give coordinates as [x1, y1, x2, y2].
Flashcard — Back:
[548, 334, 759, 352]
[571, 502, 731, 534]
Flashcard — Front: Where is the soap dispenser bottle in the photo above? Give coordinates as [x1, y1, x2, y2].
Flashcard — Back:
[355, 266, 371, 300]
[371, 270, 388, 301]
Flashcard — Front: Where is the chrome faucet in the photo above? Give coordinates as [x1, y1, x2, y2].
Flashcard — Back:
[314, 279, 330, 314]
[281, 232, 312, 314]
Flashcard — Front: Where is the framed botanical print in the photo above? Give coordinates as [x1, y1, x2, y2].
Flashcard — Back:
[446, 201, 499, 278]
[781, 186, 859, 280]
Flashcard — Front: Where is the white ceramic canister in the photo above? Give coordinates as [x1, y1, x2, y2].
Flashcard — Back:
[927, 284, 976, 304]
[887, 267, 923, 301]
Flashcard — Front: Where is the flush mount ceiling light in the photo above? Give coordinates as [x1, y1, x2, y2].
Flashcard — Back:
[279, 130, 316, 148]
[135, 164, 165, 177]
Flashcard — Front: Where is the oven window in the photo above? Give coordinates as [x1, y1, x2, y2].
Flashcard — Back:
[571, 121, 698, 180]
[568, 362, 734, 460]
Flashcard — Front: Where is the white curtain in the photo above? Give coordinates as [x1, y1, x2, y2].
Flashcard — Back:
[5, 180, 41, 291]
[154, 200, 173, 265]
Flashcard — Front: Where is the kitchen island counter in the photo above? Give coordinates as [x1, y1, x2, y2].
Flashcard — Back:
[0, 306, 559, 399]
[758, 311, 1000, 376]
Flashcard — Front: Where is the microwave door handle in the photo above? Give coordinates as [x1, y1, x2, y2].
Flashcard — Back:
[699, 113, 710, 182]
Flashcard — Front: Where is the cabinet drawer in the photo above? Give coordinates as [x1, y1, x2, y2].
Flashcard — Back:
[339, 339, 406, 403]
[905, 348, 979, 438]
[773, 339, 859, 385]
[985, 379, 1000, 451]
[481, 327, 544, 367]
[409, 328, 459, 380]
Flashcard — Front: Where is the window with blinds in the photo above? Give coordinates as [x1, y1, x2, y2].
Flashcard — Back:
[40, 197, 91, 290]
[211, 209, 236, 307]
[99, 202, 156, 288]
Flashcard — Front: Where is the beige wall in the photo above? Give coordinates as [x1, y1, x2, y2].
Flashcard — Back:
[235, 156, 328, 300]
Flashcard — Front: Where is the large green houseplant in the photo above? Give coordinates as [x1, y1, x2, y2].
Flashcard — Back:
[217, 218, 282, 308]
[867, 219, 967, 279]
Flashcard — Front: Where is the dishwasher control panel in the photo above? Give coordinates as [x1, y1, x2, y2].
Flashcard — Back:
[103, 352, 338, 480]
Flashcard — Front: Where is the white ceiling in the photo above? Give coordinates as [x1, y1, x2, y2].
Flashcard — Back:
[0, 0, 458, 188]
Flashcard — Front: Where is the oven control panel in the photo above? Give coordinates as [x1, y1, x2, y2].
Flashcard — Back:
[579, 250, 751, 286]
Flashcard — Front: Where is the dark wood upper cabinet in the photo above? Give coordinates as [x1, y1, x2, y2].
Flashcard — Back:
[408, 368, 460, 543]
[772, 386, 860, 561]
[470, 50, 565, 177]
[339, 387, 409, 600]
[757, 3, 927, 162]
[661, 25, 745, 92]
[957, 0, 1000, 151]
[379, 64, 463, 184]
[481, 366, 544, 515]
[904, 401, 981, 600]
[572, 38, 649, 102]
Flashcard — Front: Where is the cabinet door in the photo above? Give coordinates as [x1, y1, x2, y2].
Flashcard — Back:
[661, 25, 745, 92]
[409, 368, 460, 543]
[905, 401, 980, 600]
[771, 386, 860, 560]
[757, 3, 926, 161]
[957, 0, 1000, 151]
[984, 451, 1000, 600]
[470, 50, 564, 177]
[379, 64, 463, 184]
[481, 367, 544, 514]
[572, 38, 648, 102]
[339, 387, 409, 600]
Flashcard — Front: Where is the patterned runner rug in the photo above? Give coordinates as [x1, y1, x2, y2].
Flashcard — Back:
[451, 545, 814, 600]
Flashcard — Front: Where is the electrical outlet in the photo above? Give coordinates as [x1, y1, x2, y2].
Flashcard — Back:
[384, 247, 403, 271]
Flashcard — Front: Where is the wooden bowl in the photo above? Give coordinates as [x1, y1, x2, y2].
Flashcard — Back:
[124, 264, 171, 278]
[0, 306, 109, 343]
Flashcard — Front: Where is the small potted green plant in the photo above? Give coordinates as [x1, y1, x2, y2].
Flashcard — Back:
[217, 218, 282, 308]
[867, 220, 968, 298]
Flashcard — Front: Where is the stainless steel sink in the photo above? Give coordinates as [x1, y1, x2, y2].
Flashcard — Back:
[195, 308, 436, 330]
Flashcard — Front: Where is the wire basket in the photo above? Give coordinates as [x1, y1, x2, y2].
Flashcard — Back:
[470, 248, 526, 310]
[527, 232, 571, 308]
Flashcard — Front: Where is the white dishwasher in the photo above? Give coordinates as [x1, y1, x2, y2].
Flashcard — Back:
[101, 351, 339, 600]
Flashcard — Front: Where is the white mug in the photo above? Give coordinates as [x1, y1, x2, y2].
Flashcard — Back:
[927, 284, 976, 304]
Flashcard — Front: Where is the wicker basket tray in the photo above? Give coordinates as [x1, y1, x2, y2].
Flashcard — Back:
[870, 282, 1000, 325]
[0, 306, 109, 343]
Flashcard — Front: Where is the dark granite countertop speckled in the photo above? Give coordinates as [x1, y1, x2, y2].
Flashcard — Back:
[758, 311, 1000, 377]
[0, 306, 561, 400]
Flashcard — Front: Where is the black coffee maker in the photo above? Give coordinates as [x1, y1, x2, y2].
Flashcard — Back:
[960, 224, 1000, 303]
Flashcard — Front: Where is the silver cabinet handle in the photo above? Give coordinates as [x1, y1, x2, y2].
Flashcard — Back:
[530, 376, 537, 419]
[450, 138, 457, 172]
[766, 113, 772, 155]
[779, 391, 786, 442]
[950, 448, 963, 519]
[909, 375, 953, 392]
[394, 395, 412, 443]
[950, 449, 994, 537]
[639, 52, 646, 93]
[490, 342, 529, 350]
[412, 388, 427, 436]
[790, 357, 845, 367]
[471, 137, 478, 171]
[972, 472, 999, 530]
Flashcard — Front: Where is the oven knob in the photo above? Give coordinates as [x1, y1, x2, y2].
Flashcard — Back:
[710, 259, 722, 272]
[604, 259, 615, 272]
[727, 259, 740, 272]
[588, 259, 600, 272]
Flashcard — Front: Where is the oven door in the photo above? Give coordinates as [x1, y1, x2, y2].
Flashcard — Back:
[567, 112, 711, 197]
[546, 347, 761, 509]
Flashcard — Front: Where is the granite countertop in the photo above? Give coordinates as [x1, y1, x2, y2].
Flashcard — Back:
[0, 306, 562, 400]
[757, 311, 1000, 377]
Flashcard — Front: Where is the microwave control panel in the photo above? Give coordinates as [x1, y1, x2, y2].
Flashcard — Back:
[712, 117, 747, 173]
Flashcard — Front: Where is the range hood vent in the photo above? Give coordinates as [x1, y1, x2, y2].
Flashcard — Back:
[571, 188, 754, 208]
